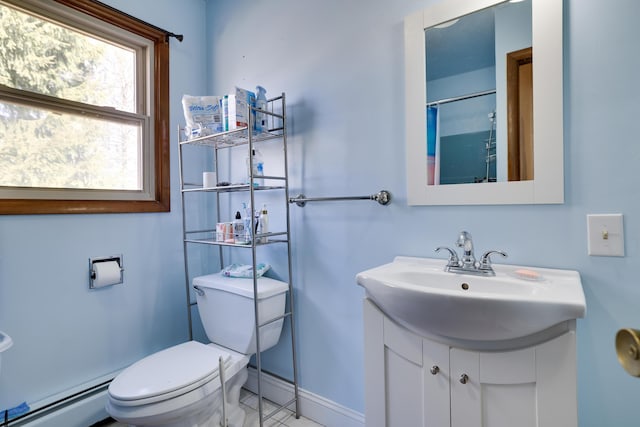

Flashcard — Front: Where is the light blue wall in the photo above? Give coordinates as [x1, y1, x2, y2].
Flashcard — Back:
[1, 1, 638, 425]
[0, 0, 208, 412]
[206, 0, 640, 424]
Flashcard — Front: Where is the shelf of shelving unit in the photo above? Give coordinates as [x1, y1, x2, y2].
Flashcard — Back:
[181, 182, 287, 194]
[183, 232, 289, 247]
[178, 121, 285, 149]
[177, 93, 299, 427]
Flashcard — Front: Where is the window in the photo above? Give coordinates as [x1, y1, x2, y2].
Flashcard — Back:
[0, 0, 170, 214]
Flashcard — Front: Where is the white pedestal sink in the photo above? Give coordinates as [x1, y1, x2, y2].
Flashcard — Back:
[0, 331, 13, 376]
[356, 256, 586, 346]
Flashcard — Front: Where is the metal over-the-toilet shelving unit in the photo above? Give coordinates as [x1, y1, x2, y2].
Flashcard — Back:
[178, 93, 300, 426]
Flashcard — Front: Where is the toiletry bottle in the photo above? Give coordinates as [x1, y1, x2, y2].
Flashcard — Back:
[242, 202, 253, 243]
[246, 149, 264, 187]
[255, 86, 267, 133]
[221, 95, 229, 131]
[258, 204, 269, 243]
[233, 211, 246, 244]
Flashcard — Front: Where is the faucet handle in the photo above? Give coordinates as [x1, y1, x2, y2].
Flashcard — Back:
[479, 250, 508, 270]
[435, 246, 461, 267]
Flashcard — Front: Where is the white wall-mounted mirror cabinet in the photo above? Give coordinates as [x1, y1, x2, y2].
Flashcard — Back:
[404, 0, 563, 205]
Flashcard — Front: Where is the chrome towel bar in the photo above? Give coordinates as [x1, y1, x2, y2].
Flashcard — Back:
[289, 190, 391, 207]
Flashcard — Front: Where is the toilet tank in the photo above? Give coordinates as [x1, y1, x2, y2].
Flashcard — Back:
[193, 273, 289, 355]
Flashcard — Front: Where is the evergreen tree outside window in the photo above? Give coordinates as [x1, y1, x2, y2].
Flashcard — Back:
[0, 0, 170, 214]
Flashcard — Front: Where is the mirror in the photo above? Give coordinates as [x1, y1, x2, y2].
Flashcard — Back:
[405, 0, 563, 205]
[426, 0, 531, 185]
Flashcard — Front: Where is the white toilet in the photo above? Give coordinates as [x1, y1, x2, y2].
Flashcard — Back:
[106, 273, 289, 427]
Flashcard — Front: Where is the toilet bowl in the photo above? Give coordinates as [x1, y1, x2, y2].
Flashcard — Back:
[106, 273, 289, 427]
[107, 341, 249, 427]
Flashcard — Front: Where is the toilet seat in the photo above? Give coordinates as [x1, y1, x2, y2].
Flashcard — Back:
[107, 341, 250, 425]
[108, 341, 237, 406]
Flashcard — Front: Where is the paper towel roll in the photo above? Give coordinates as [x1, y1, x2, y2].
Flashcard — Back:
[92, 261, 122, 288]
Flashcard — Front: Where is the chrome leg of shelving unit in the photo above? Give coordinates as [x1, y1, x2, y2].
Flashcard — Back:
[177, 130, 194, 341]
[282, 93, 301, 419]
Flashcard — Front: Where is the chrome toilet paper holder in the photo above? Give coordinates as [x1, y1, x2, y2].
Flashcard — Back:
[89, 255, 124, 289]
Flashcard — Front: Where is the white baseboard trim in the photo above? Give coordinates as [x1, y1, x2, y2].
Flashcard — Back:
[245, 368, 364, 427]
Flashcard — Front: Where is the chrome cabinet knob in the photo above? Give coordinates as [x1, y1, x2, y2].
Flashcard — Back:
[459, 374, 469, 384]
[430, 366, 440, 375]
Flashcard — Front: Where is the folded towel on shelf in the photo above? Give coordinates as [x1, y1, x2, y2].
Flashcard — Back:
[221, 263, 271, 278]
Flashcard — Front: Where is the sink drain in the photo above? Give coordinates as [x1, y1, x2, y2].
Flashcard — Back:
[461, 283, 470, 290]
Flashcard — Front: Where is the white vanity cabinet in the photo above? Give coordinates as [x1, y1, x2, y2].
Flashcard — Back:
[363, 299, 578, 427]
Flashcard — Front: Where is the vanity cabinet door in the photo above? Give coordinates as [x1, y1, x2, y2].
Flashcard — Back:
[535, 331, 578, 427]
[449, 334, 577, 427]
[365, 299, 427, 426]
[451, 347, 537, 427]
[423, 338, 451, 426]
[450, 348, 481, 427]
[364, 299, 451, 427]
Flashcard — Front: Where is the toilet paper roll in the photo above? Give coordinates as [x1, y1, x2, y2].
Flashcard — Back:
[203, 172, 216, 188]
[92, 261, 122, 288]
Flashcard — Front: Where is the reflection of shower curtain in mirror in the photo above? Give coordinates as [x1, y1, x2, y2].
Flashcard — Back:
[426, 106, 440, 185]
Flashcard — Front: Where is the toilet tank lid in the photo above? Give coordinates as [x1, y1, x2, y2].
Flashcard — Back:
[193, 273, 288, 299]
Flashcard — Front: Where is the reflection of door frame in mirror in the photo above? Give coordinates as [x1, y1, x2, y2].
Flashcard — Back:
[507, 47, 533, 181]
[404, 0, 564, 205]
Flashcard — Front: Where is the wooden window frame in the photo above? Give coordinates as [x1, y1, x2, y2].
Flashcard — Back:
[0, 0, 170, 215]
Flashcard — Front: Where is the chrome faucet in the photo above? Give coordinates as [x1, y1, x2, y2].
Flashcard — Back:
[456, 231, 476, 269]
[435, 231, 507, 276]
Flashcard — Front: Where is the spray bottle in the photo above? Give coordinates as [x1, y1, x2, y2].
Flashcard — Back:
[242, 202, 253, 243]
[255, 86, 267, 133]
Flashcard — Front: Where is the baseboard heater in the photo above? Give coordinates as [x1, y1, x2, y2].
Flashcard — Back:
[2, 377, 113, 427]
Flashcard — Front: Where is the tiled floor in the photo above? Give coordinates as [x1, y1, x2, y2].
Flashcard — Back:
[103, 388, 323, 427]
[239, 389, 322, 427]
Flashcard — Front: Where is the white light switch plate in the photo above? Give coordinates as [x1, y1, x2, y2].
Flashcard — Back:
[587, 214, 624, 256]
